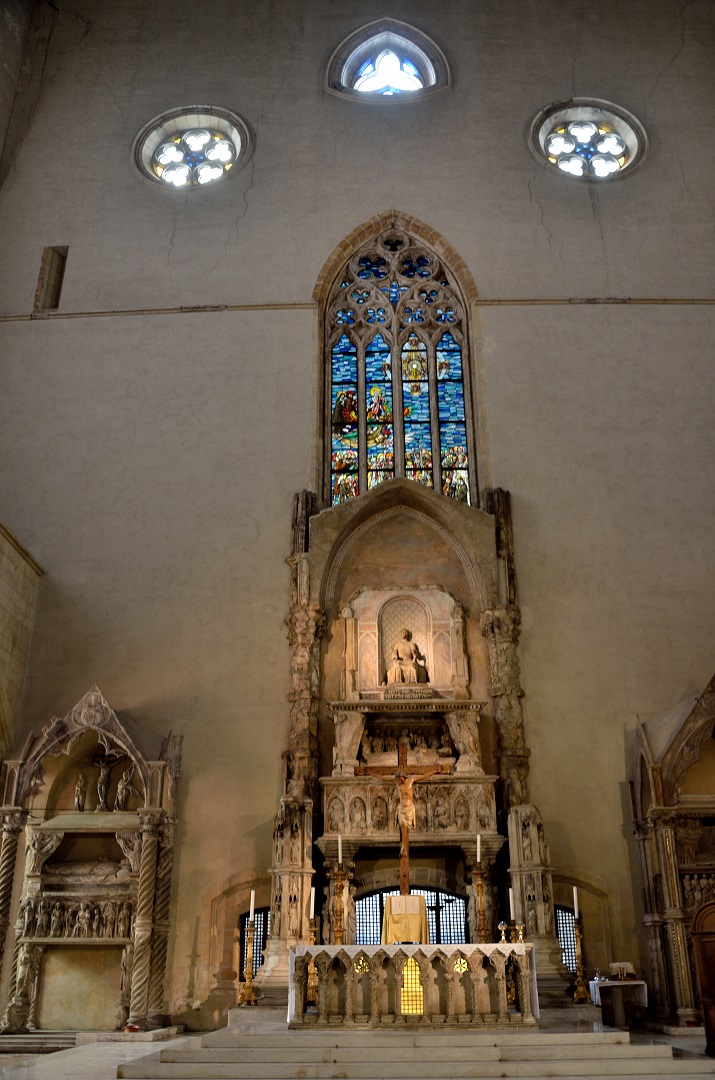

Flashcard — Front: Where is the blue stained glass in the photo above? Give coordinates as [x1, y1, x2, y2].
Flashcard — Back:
[436, 307, 456, 323]
[436, 333, 462, 380]
[402, 256, 431, 279]
[365, 307, 387, 324]
[336, 308, 356, 325]
[331, 386, 358, 425]
[438, 381, 465, 423]
[419, 288, 438, 305]
[380, 280, 408, 306]
[403, 306, 424, 324]
[403, 389, 430, 422]
[403, 60, 419, 78]
[332, 335, 357, 383]
[367, 381, 393, 423]
[365, 335, 390, 379]
[440, 422, 468, 461]
[404, 424, 433, 455]
[351, 289, 370, 305]
[358, 256, 387, 280]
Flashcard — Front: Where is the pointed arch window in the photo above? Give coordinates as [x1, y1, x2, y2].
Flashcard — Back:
[325, 20, 451, 102]
[326, 229, 474, 506]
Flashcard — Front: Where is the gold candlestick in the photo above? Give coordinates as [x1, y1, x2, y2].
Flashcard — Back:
[516, 923, 525, 943]
[573, 916, 590, 1004]
[333, 869, 345, 945]
[474, 867, 490, 943]
[498, 921, 508, 943]
[238, 919, 258, 1006]
[307, 918, 318, 1005]
[509, 919, 518, 944]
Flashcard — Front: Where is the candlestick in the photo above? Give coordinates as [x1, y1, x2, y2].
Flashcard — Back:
[333, 868, 345, 945]
[237, 920, 257, 1006]
[474, 867, 490, 943]
[249, 889, 255, 922]
[309, 886, 315, 920]
[509, 887, 515, 920]
[476, 833, 481, 864]
[573, 885, 579, 920]
[338, 833, 342, 865]
[307, 918, 318, 1006]
[573, 916, 590, 1004]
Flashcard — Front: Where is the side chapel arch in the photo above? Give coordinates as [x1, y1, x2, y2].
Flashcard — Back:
[316, 212, 482, 508]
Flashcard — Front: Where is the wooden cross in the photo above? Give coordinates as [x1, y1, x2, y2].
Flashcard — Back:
[356, 732, 452, 895]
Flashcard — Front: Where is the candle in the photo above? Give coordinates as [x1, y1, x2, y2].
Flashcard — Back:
[509, 887, 515, 920]
[338, 834, 342, 865]
[249, 889, 255, 922]
[573, 886, 579, 920]
[477, 833, 481, 864]
[309, 886, 315, 920]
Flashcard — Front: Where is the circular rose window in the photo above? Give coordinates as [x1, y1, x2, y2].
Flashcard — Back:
[530, 99, 648, 182]
[133, 107, 252, 189]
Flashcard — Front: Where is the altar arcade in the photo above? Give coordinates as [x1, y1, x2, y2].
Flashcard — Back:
[254, 480, 569, 1009]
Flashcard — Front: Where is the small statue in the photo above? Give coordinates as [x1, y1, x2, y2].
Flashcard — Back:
[94, 757, 113, 812]
[74, 772, 87, 812]
[22, 897, 35, 938]
[72, 903, 91, 938]
[386, 628, 428, 685]
[50, 901, 64, 937]
[114, 765, 139, 811]
[117, 901, 131, 939]
[35, 900, 50, 938]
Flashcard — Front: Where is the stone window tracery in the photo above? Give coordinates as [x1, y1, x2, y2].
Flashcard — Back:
[326, 229, 474, 505]
[325, 20, 450, 102]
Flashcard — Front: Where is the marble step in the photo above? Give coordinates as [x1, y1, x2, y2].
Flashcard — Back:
[117, 1055, 715, 1079]
[204, 1030, 634, 1048]
[157, 1044, 676, 1063]
[0, 1031, 77, 1052]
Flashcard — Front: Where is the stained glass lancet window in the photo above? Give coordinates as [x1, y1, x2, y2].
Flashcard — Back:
[325, 21, 451, 103]
[327, 229, 474, 505]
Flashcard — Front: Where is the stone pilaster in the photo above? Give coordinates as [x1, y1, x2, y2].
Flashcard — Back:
[480, 606, 529, 809]
[655, 817, 697, 1023]
[127, 811, 161, 1030]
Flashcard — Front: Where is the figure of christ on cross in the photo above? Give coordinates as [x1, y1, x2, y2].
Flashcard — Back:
[356, 733, 453, 895]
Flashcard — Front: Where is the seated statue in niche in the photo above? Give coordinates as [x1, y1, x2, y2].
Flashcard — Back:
[386, 628, 428, 685]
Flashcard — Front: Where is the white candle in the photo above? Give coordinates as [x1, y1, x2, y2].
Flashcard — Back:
[477, 833, 481, 864]
[509, 887, 515, 920]
[338, 834, 342, 865]
[309, 886, 315, 920]
[249, 889, 255, 922]
[573, 886, 579, 920]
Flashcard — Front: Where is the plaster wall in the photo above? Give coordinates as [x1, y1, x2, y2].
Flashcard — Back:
[0, 0, 32, 160]
[0, 0, 713, 1021]
[0, 523, 41, 754]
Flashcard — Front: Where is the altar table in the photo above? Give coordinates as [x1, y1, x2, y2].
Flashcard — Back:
[289, 942, 539, 1027]
[589, 979, 648, 1028]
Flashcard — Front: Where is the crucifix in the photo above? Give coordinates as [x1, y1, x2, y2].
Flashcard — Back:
[356, 730, 453, 894]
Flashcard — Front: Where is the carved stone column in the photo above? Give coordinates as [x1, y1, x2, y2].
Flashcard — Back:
[633, 817, 670, 1018]
[508, 804, 569, 1005]
[147, 821, 174, 1028]
[480, 607, 529, 810]
[654, 816, 697, 1024]
[0, 810, 28, 973]
[127, 811, 161, 1030]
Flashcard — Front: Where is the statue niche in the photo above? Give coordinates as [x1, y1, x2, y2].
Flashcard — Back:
[339, 587, 468, 702]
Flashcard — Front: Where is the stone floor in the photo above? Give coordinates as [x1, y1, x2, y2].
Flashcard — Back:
[0, 1008, 709, 1080]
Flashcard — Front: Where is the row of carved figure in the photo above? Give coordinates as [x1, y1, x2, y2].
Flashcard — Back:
[359, 728, 454, 760]
[19, 896, 133, 939]
[74, 761, 140, 813]
[327, 786, 492, 835]
[681, 872, 715, 912]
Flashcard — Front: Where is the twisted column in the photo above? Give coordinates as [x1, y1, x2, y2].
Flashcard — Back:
[0, 811, 27, 973]
[147, 821, 173, 1028]
[127, 812, 160, 1030]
